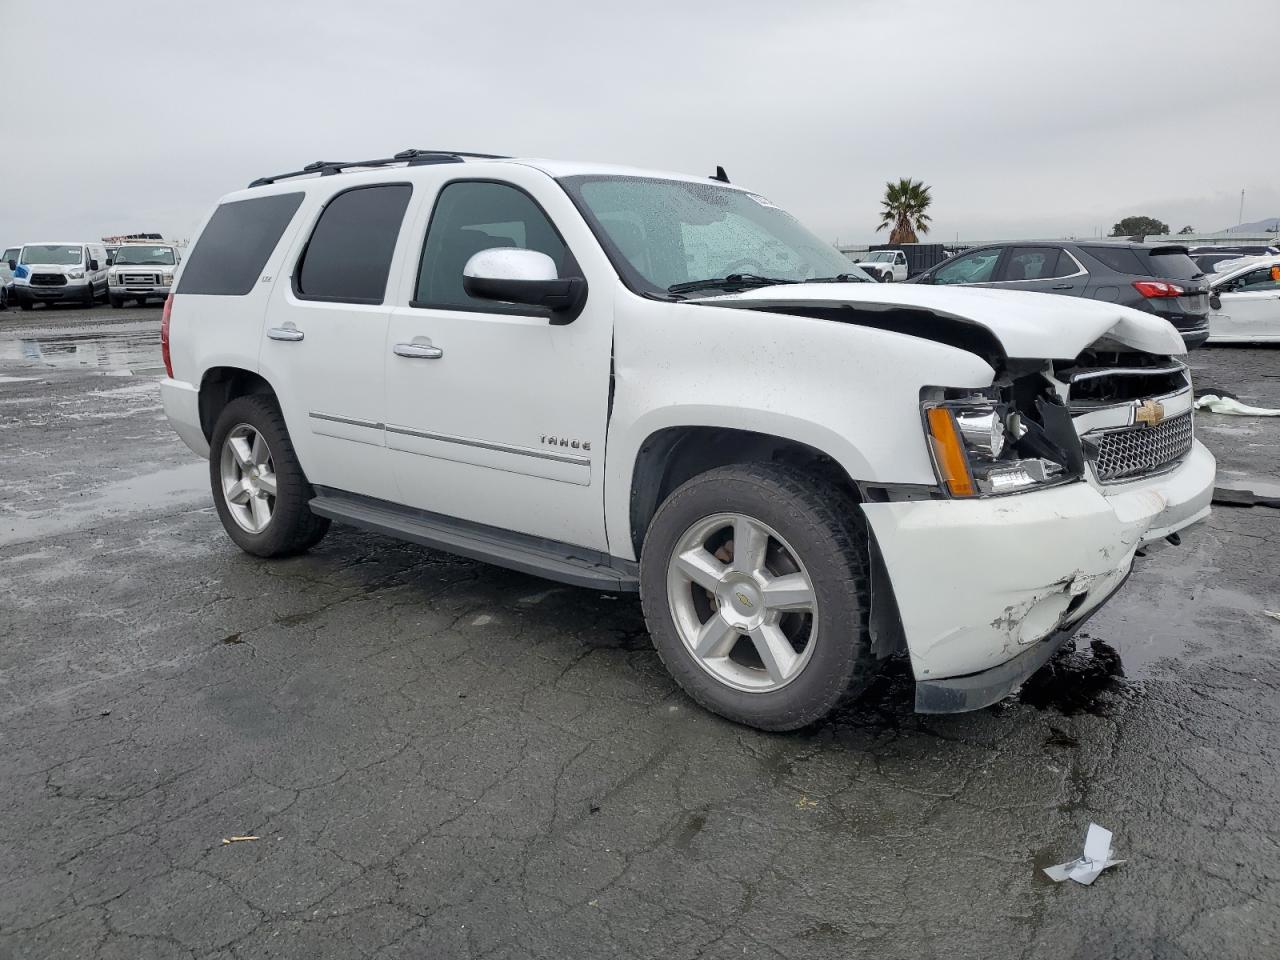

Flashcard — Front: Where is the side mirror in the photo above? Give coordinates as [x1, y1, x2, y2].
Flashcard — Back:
[88, 259, 99, 272]
[6, 259, 15, 271]
[1209, 293, 1222, 311]
[462, 248, 587, 324]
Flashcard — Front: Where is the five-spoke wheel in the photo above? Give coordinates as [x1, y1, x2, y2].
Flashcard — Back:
[219, 423, 278, 534]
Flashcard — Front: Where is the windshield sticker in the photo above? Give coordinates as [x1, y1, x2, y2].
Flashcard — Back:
[745, 193, 780, 209]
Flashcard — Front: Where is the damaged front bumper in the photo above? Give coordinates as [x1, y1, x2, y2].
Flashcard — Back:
[861, 440, 1215, 713]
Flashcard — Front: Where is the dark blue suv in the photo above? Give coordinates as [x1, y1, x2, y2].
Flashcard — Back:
[910, 241, 1210, 348]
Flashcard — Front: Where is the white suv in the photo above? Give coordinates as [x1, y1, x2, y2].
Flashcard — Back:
[161, 150, 1215, 730]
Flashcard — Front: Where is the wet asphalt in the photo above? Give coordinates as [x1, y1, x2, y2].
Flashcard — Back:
[1, 306, 1278, 960]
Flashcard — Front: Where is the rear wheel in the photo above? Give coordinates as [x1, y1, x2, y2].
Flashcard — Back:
[209, 395, 329, 557]
[640, 463, 878, 731]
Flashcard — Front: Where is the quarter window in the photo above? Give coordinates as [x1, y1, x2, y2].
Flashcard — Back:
[933, 248, 1002, 285]
[295, 184, 412, 304]
[414, 181, 575, 311]
[178, 192, 304, 296]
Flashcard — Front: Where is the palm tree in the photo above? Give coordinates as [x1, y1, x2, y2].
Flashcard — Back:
[877, 178, 932, 244]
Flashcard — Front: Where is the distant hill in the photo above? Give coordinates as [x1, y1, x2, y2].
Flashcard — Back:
[1220, 216, 1280, 233]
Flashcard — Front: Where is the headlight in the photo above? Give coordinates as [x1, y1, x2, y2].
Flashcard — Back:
[923, 396, 1066, 497]
[109, 273, 122, 286]
[68, 269, 86, 280]
[162, 272, 174, 285]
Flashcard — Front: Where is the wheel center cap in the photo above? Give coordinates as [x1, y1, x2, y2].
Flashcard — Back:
[721, 578, 762, 620]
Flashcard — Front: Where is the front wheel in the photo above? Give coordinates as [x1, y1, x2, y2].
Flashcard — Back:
[640, 463, 878, 731]
[209, 395, 330, 557]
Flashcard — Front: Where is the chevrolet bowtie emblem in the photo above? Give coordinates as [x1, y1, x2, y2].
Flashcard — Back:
[1134, 399, 1165, 427]
[735, 592, 754, 608]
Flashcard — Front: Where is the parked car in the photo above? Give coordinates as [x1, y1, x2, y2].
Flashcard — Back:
[1206, 255, 1280, 343]
[0, 246, 18, 310]
[108, 242, 180, 307]
[910, 240, 1211, 348]
[161, 150, 1214, 730]
[854, 249, 907, 282]
[10, 242, 110, 309]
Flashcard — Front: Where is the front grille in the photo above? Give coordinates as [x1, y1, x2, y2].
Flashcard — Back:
[31, 273, 67, 286]
[1089, 411, 1193, 483]
[122, 272, 160, 286]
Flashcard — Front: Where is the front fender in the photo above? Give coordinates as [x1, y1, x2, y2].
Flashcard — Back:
[605, 296, 996, 559]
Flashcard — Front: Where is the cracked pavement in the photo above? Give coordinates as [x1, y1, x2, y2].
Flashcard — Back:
[1, 309, 1278, 959]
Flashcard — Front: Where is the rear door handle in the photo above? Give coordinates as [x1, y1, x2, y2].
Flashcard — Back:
[1052, 283, 1074, 290]
[394, 341, 443, 359]
[267, 323, 304, 342]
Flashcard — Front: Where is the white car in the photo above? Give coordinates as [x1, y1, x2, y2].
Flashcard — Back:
[161, 150, 1214, 730]
[1207, 255, 1280, 343]
[11, 241, 110, 309]
[108, 242, 180, 307]
[855, 248, 908, 282]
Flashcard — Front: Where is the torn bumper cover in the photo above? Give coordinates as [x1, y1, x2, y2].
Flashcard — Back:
[861, 439, 1214, 713]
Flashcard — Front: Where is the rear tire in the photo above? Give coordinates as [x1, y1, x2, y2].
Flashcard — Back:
[209, 395, 330, 557]
[639, 463, 878, 731]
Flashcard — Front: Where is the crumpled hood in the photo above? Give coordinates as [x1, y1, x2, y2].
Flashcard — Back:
[692, 283, 1186, 359]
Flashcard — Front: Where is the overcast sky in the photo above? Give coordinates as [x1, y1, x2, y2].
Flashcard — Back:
[4, 0, 1278, 246]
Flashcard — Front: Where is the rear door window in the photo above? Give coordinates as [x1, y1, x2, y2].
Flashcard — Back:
[178, 192, 304, 296]
[1000, 247, 1066, 281]
[295, 184, 413, 304]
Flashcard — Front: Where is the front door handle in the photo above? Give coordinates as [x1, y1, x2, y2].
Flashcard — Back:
[267, 323, 304, 342]
[1052, 283, 1074, 290]
[394, 341, 444, 359]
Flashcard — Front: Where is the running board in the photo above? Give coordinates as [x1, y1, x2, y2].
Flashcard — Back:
[309, 489, 639, 593]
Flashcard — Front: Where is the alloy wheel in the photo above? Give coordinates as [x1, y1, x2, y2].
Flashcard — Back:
[665, 512, 818, 692]
[219, 423, 278, 534]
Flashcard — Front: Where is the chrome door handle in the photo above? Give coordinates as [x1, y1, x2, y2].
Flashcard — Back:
[394, 341, 444, 359]
[267, 324, 304, 342]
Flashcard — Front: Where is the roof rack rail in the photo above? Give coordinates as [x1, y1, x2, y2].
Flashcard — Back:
[247, 149, 510, 188]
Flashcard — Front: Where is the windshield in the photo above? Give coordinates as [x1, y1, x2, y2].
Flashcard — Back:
[559, 175, 870, 295]
[20, 244, 83, 266]
[863, 251, 894, 262]
[113, 246, 176, 266]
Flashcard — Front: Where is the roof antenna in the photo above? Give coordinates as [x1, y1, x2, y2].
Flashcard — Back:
[711, 165, 730, 183]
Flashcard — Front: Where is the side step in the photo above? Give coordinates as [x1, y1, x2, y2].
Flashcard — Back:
[309, 489, 639, 593]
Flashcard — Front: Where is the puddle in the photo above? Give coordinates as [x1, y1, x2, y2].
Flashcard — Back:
[1017, 637, 1128, 715]
[0, 461, 208, 547]
[0, 323, 161, 374]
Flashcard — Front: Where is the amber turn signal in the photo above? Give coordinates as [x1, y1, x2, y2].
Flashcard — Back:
[926, 407, 976, 497]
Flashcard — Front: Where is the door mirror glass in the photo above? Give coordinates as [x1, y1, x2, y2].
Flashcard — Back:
[1209, 293, 1222, 311]
[462, 248, 587, 323]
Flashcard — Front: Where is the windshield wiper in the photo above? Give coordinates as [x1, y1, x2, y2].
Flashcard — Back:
[667, 274, 798, 295]
[804, 273, 872, 283]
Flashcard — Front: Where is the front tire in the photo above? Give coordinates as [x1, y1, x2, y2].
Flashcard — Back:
[209, 395, 330, 557]
[639, 463, 878, 731]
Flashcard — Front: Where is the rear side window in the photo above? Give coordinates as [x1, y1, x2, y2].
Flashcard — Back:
[295, 184, 413, 304]
[178, 193, 304, 296]
[1082, 246, 1146, 276]
[1141, 248, 1201, 281]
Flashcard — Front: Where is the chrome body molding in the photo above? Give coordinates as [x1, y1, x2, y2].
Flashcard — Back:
[309, 411, 385, 431]
[385, 423, 592, 466]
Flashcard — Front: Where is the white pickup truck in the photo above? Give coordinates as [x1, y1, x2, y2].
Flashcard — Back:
[854, 248, 908, 282]
[161, 151, 1214, 730]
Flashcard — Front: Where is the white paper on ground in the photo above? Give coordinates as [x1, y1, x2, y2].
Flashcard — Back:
[1194, 394, 1280, 417]
[1043, 823, 1125, 885]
